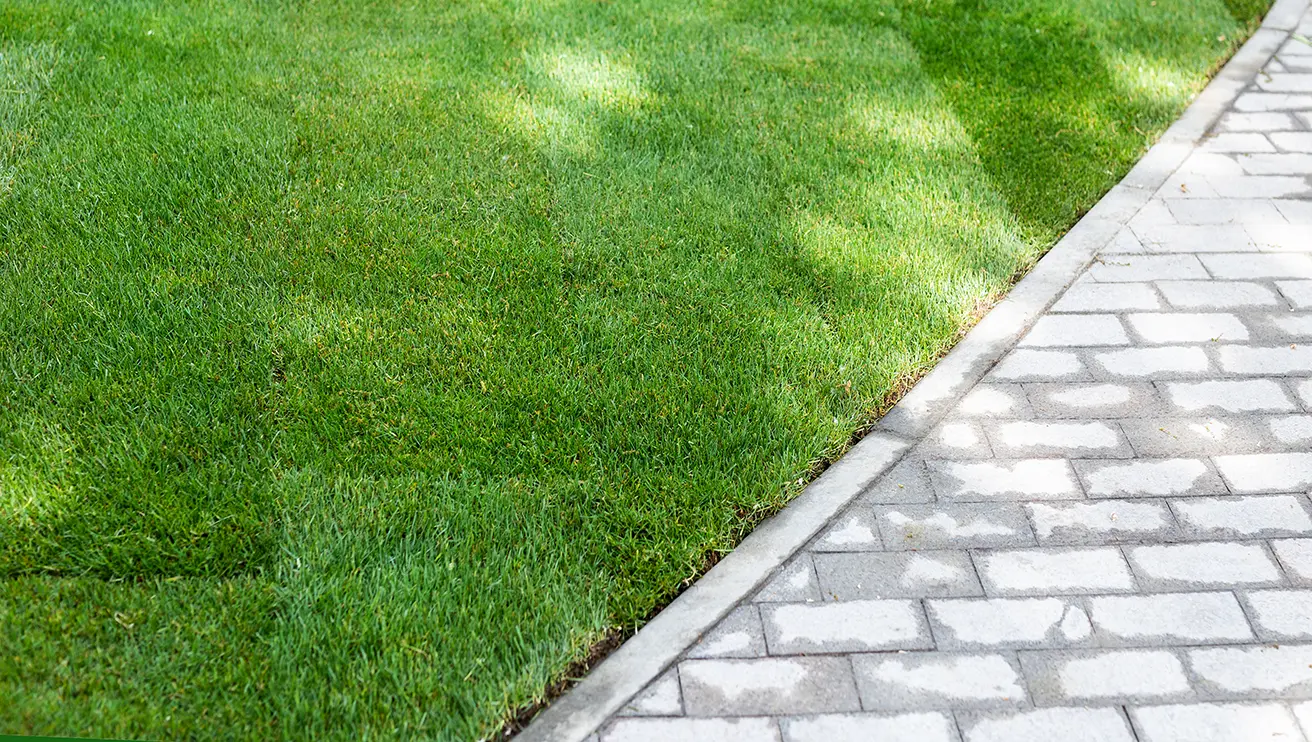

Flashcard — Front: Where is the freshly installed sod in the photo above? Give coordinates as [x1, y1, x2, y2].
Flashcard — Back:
[0, 0, 1263, 737]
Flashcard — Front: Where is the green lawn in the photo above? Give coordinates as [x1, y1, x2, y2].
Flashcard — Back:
[0, 0, 1264, 738]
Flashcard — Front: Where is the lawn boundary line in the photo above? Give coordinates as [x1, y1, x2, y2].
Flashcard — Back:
[515, 0, 1307, 737]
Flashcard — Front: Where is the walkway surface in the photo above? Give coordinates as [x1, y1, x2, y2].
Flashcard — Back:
[584, 10, 1312, 742]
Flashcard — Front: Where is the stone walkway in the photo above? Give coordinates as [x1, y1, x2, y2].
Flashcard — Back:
[587, 12, 1312, 742]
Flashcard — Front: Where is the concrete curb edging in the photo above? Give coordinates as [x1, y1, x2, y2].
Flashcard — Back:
[516, 1, 1309, 738]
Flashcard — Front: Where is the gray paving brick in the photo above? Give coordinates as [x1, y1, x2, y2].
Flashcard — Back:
[618, 670, 683, 716]
[1169, 153, 1237, 188]
[1216, 112, 1300, 131]
[1156, 280, 1281, 308]
[1019, 315, 1128, 347]
[1127, 312, 1249, 344]
[1026, 500, 1177, 544]
[1260, 73, 1312, 92]
[989, 349, 1089, 381]
[1129, 200, 1176, 230]
[1021, 649, 1193, 705]
[1135, 224, 1256, 252]
[1218, 344, 1312, 375]
[1252, 312, 1312, 340]
[813, 551, 982, 600]
[1172, 495, 1312, 538]
[1087, 592, 1254, 646]
[754, 557, 820, 603]
[915, 421, 995, 460]
[1202, 252, 1312, 279]
[1162, 379, 1296, 413]
[1168, 198, 1285, 223]
[1102, 225, 1165, 251]
[1239, 152, 1312, 173]
[1299, 705, 1312, 742]
[1265, 51, 1292, 66]
[1215, 452, 1312, 493]
[679, 657, 860, 716]
[1274, 132, 1312, 153]
[779, 712, 959, 742]
[1278, 280, 1312, 308]
[977, 547, 1136, 596]
[877, 503, 1034, 550]
[1269, 202, 1312, 235]
[851, 653, 1026, 711]
[1296, 380, 1312, 408]
[1176, 152, 1244, 177]
[1159, 173, 1309, 200]
[1269, 414, 1312, 444]
[1199, 133, 1277, 153]
[811, 509, 882, 552]
[601, 717, 781, 742]
[1074, 458, 1226, 498]
[761, 599, 929, 655]
[1050, 283, 1161, 312]
[1088, 254, 1209, 282]
[928, 459, 1081, 502]
[1268, 202, 1312, 236]
[1130, 703, 1306, 742]
[1218, 176, 1312, 198]
[688, 605, 766, 659]
[1207, 179, 1312, 203]
[951, 384, 1032, 418]
[1101, 228, 1149, 253]
[959, 708, 1135, 742]
[1297, 702, 1312, 742]
[1234, 93, 1312, 112]
[1276, 199, 1312, 224]
[1250, 222, 1312, 251]
[1126, 542, 1284, 590]
[1274, 539, 1312, 584]
[861, 459, 935, 505]
[1264, 309, 1312, 335]
[1188, 644, 1312, 699]
[1241, 590, 1312, 641]
[1120, 416, 1279, 457]
[1089, 346, 1211, 378]
[926, 597, 1092, 650]
[985, 421, 1132, 458]
[1023, 382, 1162, 418]
[1201, 127, 1275, 151]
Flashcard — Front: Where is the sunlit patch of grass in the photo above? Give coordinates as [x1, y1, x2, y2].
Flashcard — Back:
[0, 41, 61, 194]
[538, 48, 648, 108]
[0, 419, 73, 526]
[1106, 48, 1206, 102]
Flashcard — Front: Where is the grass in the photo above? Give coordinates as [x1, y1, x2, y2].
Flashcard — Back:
[0, 0, 1265, 738]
